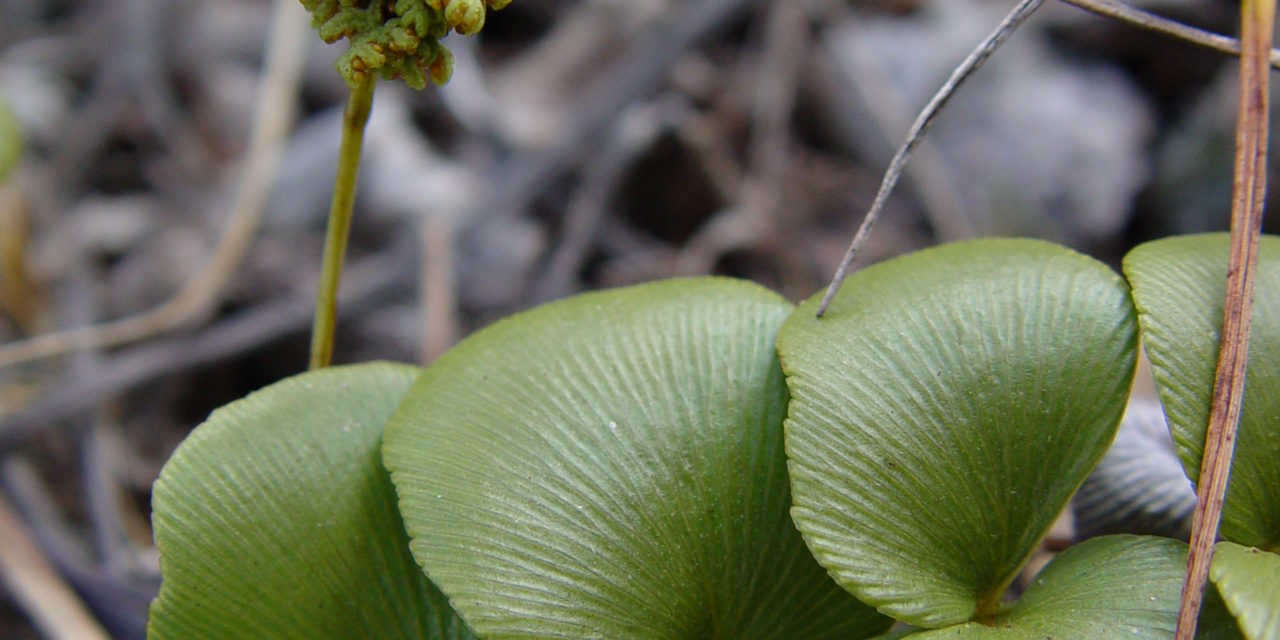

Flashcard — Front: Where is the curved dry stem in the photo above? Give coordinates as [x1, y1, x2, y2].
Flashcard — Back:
[814, 0, 1280, 319]
[0, 0, 307, 370]
[815, 0, 1046, 317]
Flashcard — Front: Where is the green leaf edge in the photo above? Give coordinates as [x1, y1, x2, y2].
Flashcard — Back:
[1123, 233, 1280, 549]
[779, 238, 1138, 627]
[1211, 541, 1280, 640]
[148, 362, 473, 640]
[895, 536, 1194, 638]
[383, 276, 891, 639]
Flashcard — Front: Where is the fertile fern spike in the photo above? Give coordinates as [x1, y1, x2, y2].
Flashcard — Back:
[299, 0, 512, 89]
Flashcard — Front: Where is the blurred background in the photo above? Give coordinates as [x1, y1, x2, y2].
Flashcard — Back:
[0, 0, 1268, 637]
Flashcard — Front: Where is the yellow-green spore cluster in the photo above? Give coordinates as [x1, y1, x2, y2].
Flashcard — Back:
[301, 0, 513, 89]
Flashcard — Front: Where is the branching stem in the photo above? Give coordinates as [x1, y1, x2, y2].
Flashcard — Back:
[309, 79, 375, 370]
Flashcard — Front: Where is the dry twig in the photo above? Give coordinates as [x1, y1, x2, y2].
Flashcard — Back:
[1175, 0, 1273, 636]
[815, 0, 1280, 317]
[1058, 0, 1280, 68]
[815, 0, 1046, 317]
[0, 0, 307, 370]
[0, 491, 110, 640]
[530, 100, 680, 302]
[676, 1, 809, 275]
[814, 14, 974, 244]
[466, 0, 766, 239]
[419, 217, 459, 363]
[0, 241, 412, 449]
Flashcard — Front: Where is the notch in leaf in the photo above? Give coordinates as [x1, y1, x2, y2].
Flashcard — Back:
[780, 239, 1138, 627]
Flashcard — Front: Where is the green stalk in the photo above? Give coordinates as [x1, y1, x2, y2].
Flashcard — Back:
[309, 79, 375, 369]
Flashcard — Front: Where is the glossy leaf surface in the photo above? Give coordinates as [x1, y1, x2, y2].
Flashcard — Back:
[149, 363, 473, 640]
[383, 278, 888, 639]
[1124, 234, 1280, 549]
[1211, 542, 1280, 640]
[780, 239, 1138, 626]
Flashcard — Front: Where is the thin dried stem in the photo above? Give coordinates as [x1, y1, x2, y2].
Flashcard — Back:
[1057, 0, 1280, 69]
[814, 0, 1280, 318]
[0, 492, 109, 640]
[1175, 0, 1273, 637]
[419, 217, 458, 364]
[814, 0, 1046, 317]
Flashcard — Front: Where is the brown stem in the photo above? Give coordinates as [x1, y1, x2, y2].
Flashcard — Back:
[1174, 0, 1273, 637]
